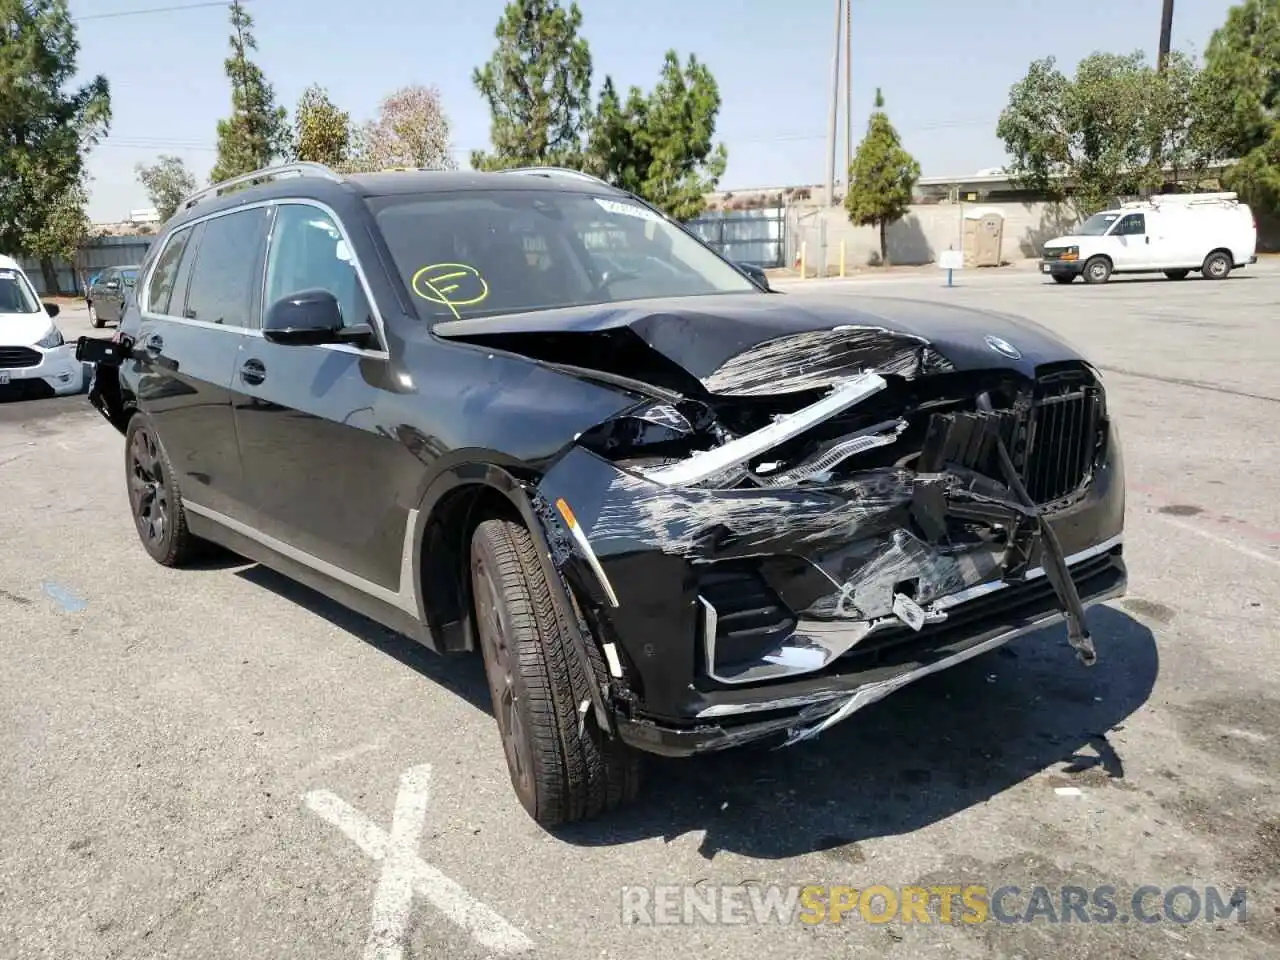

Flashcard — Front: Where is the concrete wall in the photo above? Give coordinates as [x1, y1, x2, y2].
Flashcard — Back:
[17, 235, 155, 295]
[786, 200, 1078, 272]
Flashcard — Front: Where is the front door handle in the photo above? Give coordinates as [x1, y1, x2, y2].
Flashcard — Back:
[240, 358, 266, 386]
[144, 334, 163, 353]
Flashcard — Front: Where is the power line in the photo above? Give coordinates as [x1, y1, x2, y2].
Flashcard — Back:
[72, 1, 248, 23]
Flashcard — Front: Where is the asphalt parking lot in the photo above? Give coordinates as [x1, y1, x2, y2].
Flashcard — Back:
[2, 268, 1278, 959]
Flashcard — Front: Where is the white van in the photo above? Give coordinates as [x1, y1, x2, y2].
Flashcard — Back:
[0, 254, 84, 398]
[1041, 193, 1258, 284]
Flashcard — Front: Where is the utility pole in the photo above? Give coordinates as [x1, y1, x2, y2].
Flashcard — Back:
[844, 0, 853, 188]
[1157, 0, 1174, 71]
[824, 0, 844, 206]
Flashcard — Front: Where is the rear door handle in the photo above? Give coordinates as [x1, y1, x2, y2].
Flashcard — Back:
[240, 358, 266, 386]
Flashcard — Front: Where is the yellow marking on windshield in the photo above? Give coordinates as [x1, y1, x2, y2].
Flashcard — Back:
[411, 263, 489, 319]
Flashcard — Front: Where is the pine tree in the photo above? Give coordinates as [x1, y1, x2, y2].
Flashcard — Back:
[294, 84, 350, 169]
[209, 1, 289, 183]
[471, 0, 592, 169]
[844, 89, 920, 266]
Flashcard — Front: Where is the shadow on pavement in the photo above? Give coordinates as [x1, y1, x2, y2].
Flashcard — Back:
[236, 564, 1157, 860]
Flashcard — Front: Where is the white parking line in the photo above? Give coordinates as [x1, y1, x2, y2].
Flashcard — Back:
[1152, 513, 1280, 570]
[305, 764, 534, 958]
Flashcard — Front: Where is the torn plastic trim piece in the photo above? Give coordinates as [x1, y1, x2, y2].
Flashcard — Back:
[991, 433, 1097, 665]
[779, 577, 1125, 747]
[693, 532, 1123, 712]
[756, 419, 907, 487]
[639, 373, 888, 487]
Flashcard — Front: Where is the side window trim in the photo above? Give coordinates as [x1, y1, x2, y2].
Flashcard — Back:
[261, 199, 388, 357]
[138, 197, 387, 356]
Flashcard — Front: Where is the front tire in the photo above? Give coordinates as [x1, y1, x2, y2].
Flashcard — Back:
[470, 517, 640, 826]
[124, 416, 202, 566]
[1083, 257, 1112, 284]
[1164, 269, 1189, 280]
[1052, 274, 1074, 284]
[1202, 251, 1232, 280]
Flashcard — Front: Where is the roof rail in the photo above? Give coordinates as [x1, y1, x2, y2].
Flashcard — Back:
[180, 161, 344, 211]
[500, 165, 611, 188]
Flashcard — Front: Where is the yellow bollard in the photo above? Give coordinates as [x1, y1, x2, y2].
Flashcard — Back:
[800, 241, 807, 279]
[839, 240, 846, 278]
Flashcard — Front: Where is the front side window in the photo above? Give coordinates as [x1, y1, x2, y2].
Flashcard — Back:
[1112, 214, 1145, 236]
[183, 208, 269, 327]
[121, 268, 138, 288]
[1077, 213, 1120, 236]
[264, 204, 371, 329]
[0, 265, 40, 314]
[146, 227, 194, 315]
[370, 189, 757, 323]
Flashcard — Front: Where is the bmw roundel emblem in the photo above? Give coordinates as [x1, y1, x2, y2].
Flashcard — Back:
[984, 335, 1022, 360]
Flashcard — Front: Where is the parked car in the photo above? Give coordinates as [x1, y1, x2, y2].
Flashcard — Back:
[1041, 192, 1257, 284]
[86, 265, 139, 327]
[0, 255, 83, 399]
[78, 162, 1126, 825]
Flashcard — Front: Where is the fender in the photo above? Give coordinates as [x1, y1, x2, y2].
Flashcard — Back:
[413, 460, 615, 735]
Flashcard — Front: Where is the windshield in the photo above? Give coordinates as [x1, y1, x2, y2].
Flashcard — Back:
[370, 190, 758, 322]
[1076, 212, 1121, 236]
[0, 266, 41, 314]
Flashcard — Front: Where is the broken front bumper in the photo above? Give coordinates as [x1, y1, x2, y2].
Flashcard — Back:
[535, 413, 1126, 757]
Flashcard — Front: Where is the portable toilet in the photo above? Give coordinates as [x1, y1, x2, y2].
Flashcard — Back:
[963, 208, 1005, 267]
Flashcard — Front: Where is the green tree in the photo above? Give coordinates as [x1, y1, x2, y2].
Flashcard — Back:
[23, 177, 90, 291]
[471, 0, 592, 169]
[209, 1, 289, 184]
[135, 155, 197, 222]
[997, 51, 1213, 216]
[1200, 0, 1280, 211]
[0, 0, 110, 292]
[294, 84, 350, 168]
[844, 89, 920, 266]
[586, 52, 728, 220]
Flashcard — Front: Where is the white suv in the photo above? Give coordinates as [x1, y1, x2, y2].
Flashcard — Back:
[0, 255, 84, 399]
[1041, 193, 1258, 284]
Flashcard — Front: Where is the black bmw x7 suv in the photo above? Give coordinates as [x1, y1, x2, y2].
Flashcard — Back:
[79, 162, 1126, 825]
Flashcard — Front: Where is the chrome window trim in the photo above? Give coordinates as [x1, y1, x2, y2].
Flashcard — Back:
[139, 197, 390, 360]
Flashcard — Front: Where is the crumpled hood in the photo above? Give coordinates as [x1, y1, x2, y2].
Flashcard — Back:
[432, 292, 1084, 396]
[0, 312, 56, 349]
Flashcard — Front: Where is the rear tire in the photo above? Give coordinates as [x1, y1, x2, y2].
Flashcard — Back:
[88, 302, 102, 328]
[470, 517, 640, 826]
[124, 416, 202, 567]
[1164, 270, 1189, 280]
[1083, 257, 1112, 284]
[1201, 251, 1232, 280]
[1052, 274, 1074, 284]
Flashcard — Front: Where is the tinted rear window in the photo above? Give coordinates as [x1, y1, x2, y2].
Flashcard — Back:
[183, 209, 269, 326]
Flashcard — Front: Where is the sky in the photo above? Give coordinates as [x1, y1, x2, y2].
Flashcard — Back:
[68, 0, 1237, 223]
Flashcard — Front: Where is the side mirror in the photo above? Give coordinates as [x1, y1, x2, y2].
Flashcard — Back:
[44, 302, 60, 318]
[263, 289, 375, 348]
[736, 261, 771, 292]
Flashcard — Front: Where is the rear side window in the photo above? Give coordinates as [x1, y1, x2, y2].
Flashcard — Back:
[183, 208, 269, 327]
[146, 227, 194, 315]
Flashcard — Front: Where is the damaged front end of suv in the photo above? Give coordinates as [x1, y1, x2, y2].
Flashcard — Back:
[437, 295, 1127, 757]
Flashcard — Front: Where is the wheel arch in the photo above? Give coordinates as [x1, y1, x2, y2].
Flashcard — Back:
[412, 457, 617, 733]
